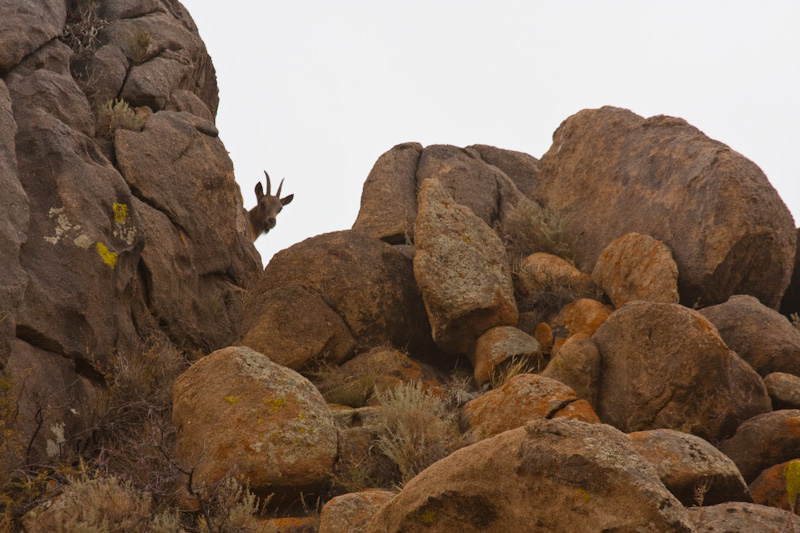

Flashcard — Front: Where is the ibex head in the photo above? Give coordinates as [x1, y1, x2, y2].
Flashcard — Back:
[248, 170, 294, 242]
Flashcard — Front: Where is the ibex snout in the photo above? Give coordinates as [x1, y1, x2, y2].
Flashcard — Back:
[247, 170, 294, 242]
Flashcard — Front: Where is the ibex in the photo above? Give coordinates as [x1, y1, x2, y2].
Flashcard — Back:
[248, 170, 294, 241]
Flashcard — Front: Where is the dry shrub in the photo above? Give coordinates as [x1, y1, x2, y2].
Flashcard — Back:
[63, 0, 107, 57]
[23, 470, 153, 533]
[306, 363, 374, 408]
[496, 196, 574, 269]
[196, 478, 275, 533]
[374, 382, 463, 484]
[792, 312, 800, 331]
[128, 28, 153, 65]
[489, 356, 541, 390]
[89, 334, 188, 508]
[98, 99, 148, 137]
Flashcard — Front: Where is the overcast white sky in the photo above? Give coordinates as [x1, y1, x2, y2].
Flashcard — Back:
[182, 1, 800, 266]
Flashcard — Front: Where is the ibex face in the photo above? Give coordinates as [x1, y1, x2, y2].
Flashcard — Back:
[248, 170, 294, 241]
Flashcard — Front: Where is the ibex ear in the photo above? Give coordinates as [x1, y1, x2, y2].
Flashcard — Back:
[255, 182, 264, 200]
[281, 194, 294, 206]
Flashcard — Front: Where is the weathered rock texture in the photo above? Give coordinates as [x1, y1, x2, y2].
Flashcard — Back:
[780, 227, 800, 317]
[591, 232, 679, 308]
[0, 0, 259, 464]
[749, 459, 800, 515]
[472, 326, 541, 387]
[764, 372, 800, 409]
[459, 374, 596, 443]
[592, 301, 771, 441]
[249, 230, 434, 359]
[353, 143, 538, 247]
[537, 106, 796, 309]
[688, 502, 800, 532]
[700, 294, 800, 377]
[352, 142, 421, 244]
[718, 409, 800, 483]
[629, 429, 750, 507]
[541, 334, 601, 409]
[414, 179, 517, 355]
[366, 419, 693, 533]
[319, 490, 396, 533]
[172, 346, 337, 494]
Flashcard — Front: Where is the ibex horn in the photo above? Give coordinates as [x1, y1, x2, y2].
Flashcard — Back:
[264, 170, 272, 195]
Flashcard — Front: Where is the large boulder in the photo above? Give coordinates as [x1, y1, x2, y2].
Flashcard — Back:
[460, 374, 597, 443]
[780, 228, 800, 316]
[366, 419, 694, 532]
[319, 490, 396, 533]
[238, 286, 357, 371]
[537, 106, 796, 309]
[172, 346, 338, 495]
[688, 502, 800, 532]
[718, 410, 800, 483]
[414, 179, 517, 355]
[592, 301, 771, 441]
[629, 429, 750, 507]
[116, 111, 260, 352]
[352, 142, 421, 244]
[0, 0, 66, 73]
[0, 80, 27, 360]
[749, 460, 800, 515]
[590, 232, 679, 308]
[472, 326, 542, 387]
[541, 334, 601, 409]
[251, 230, 434, 360]
[467, 144, 540, 199]
[700, 294, 800, 377]
[764, 372, 800, 409]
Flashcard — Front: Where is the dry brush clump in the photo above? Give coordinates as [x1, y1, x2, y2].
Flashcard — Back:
[98, 99, 149, 137]
[374, 382, 464, 485]
[495, 196, 574, 269]
[62, 0, 108, 58]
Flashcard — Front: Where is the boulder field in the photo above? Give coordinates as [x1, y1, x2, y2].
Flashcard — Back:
[2, 0, 800, 530]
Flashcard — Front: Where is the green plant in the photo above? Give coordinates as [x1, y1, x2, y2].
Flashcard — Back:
[495, 196, 574, 269]
[98, 99, 147, 137]
[63, 0, 107, 57]
[791, 313, 800, 331]
[374, 382, 463, 484]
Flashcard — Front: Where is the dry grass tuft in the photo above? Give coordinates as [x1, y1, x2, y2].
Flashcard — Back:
[489, 356, 541, 390]
[374, 382, 464, 484]
[496, 196, 574, 270]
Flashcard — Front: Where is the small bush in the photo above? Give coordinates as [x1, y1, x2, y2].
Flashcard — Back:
[23, 471, 153, 533]
[791, 312, 800, 331]
[63, 0, 107, 57]
[307, 363, 374, 408]
[88, 334, 188, 508]
[128, 28, 153, 65]
[489, 356, 541, 390]
[98, 99, 147, 137]
[496, 196, 574, 269]
[374, 382, 463, 484]
[196, 478, 274, 533]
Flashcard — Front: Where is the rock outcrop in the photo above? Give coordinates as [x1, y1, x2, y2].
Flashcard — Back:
[366, 419, 694, 532]
[172, 346, 337, 495]
[1, 0, 259, 465]
[414, 179, 517, 355]
[592, 301, 771, 441]
[537, 106, 796, 309]
[700, 294, 800, 377]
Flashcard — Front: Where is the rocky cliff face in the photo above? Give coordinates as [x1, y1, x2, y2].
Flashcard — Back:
[0, 0, 260, 464]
